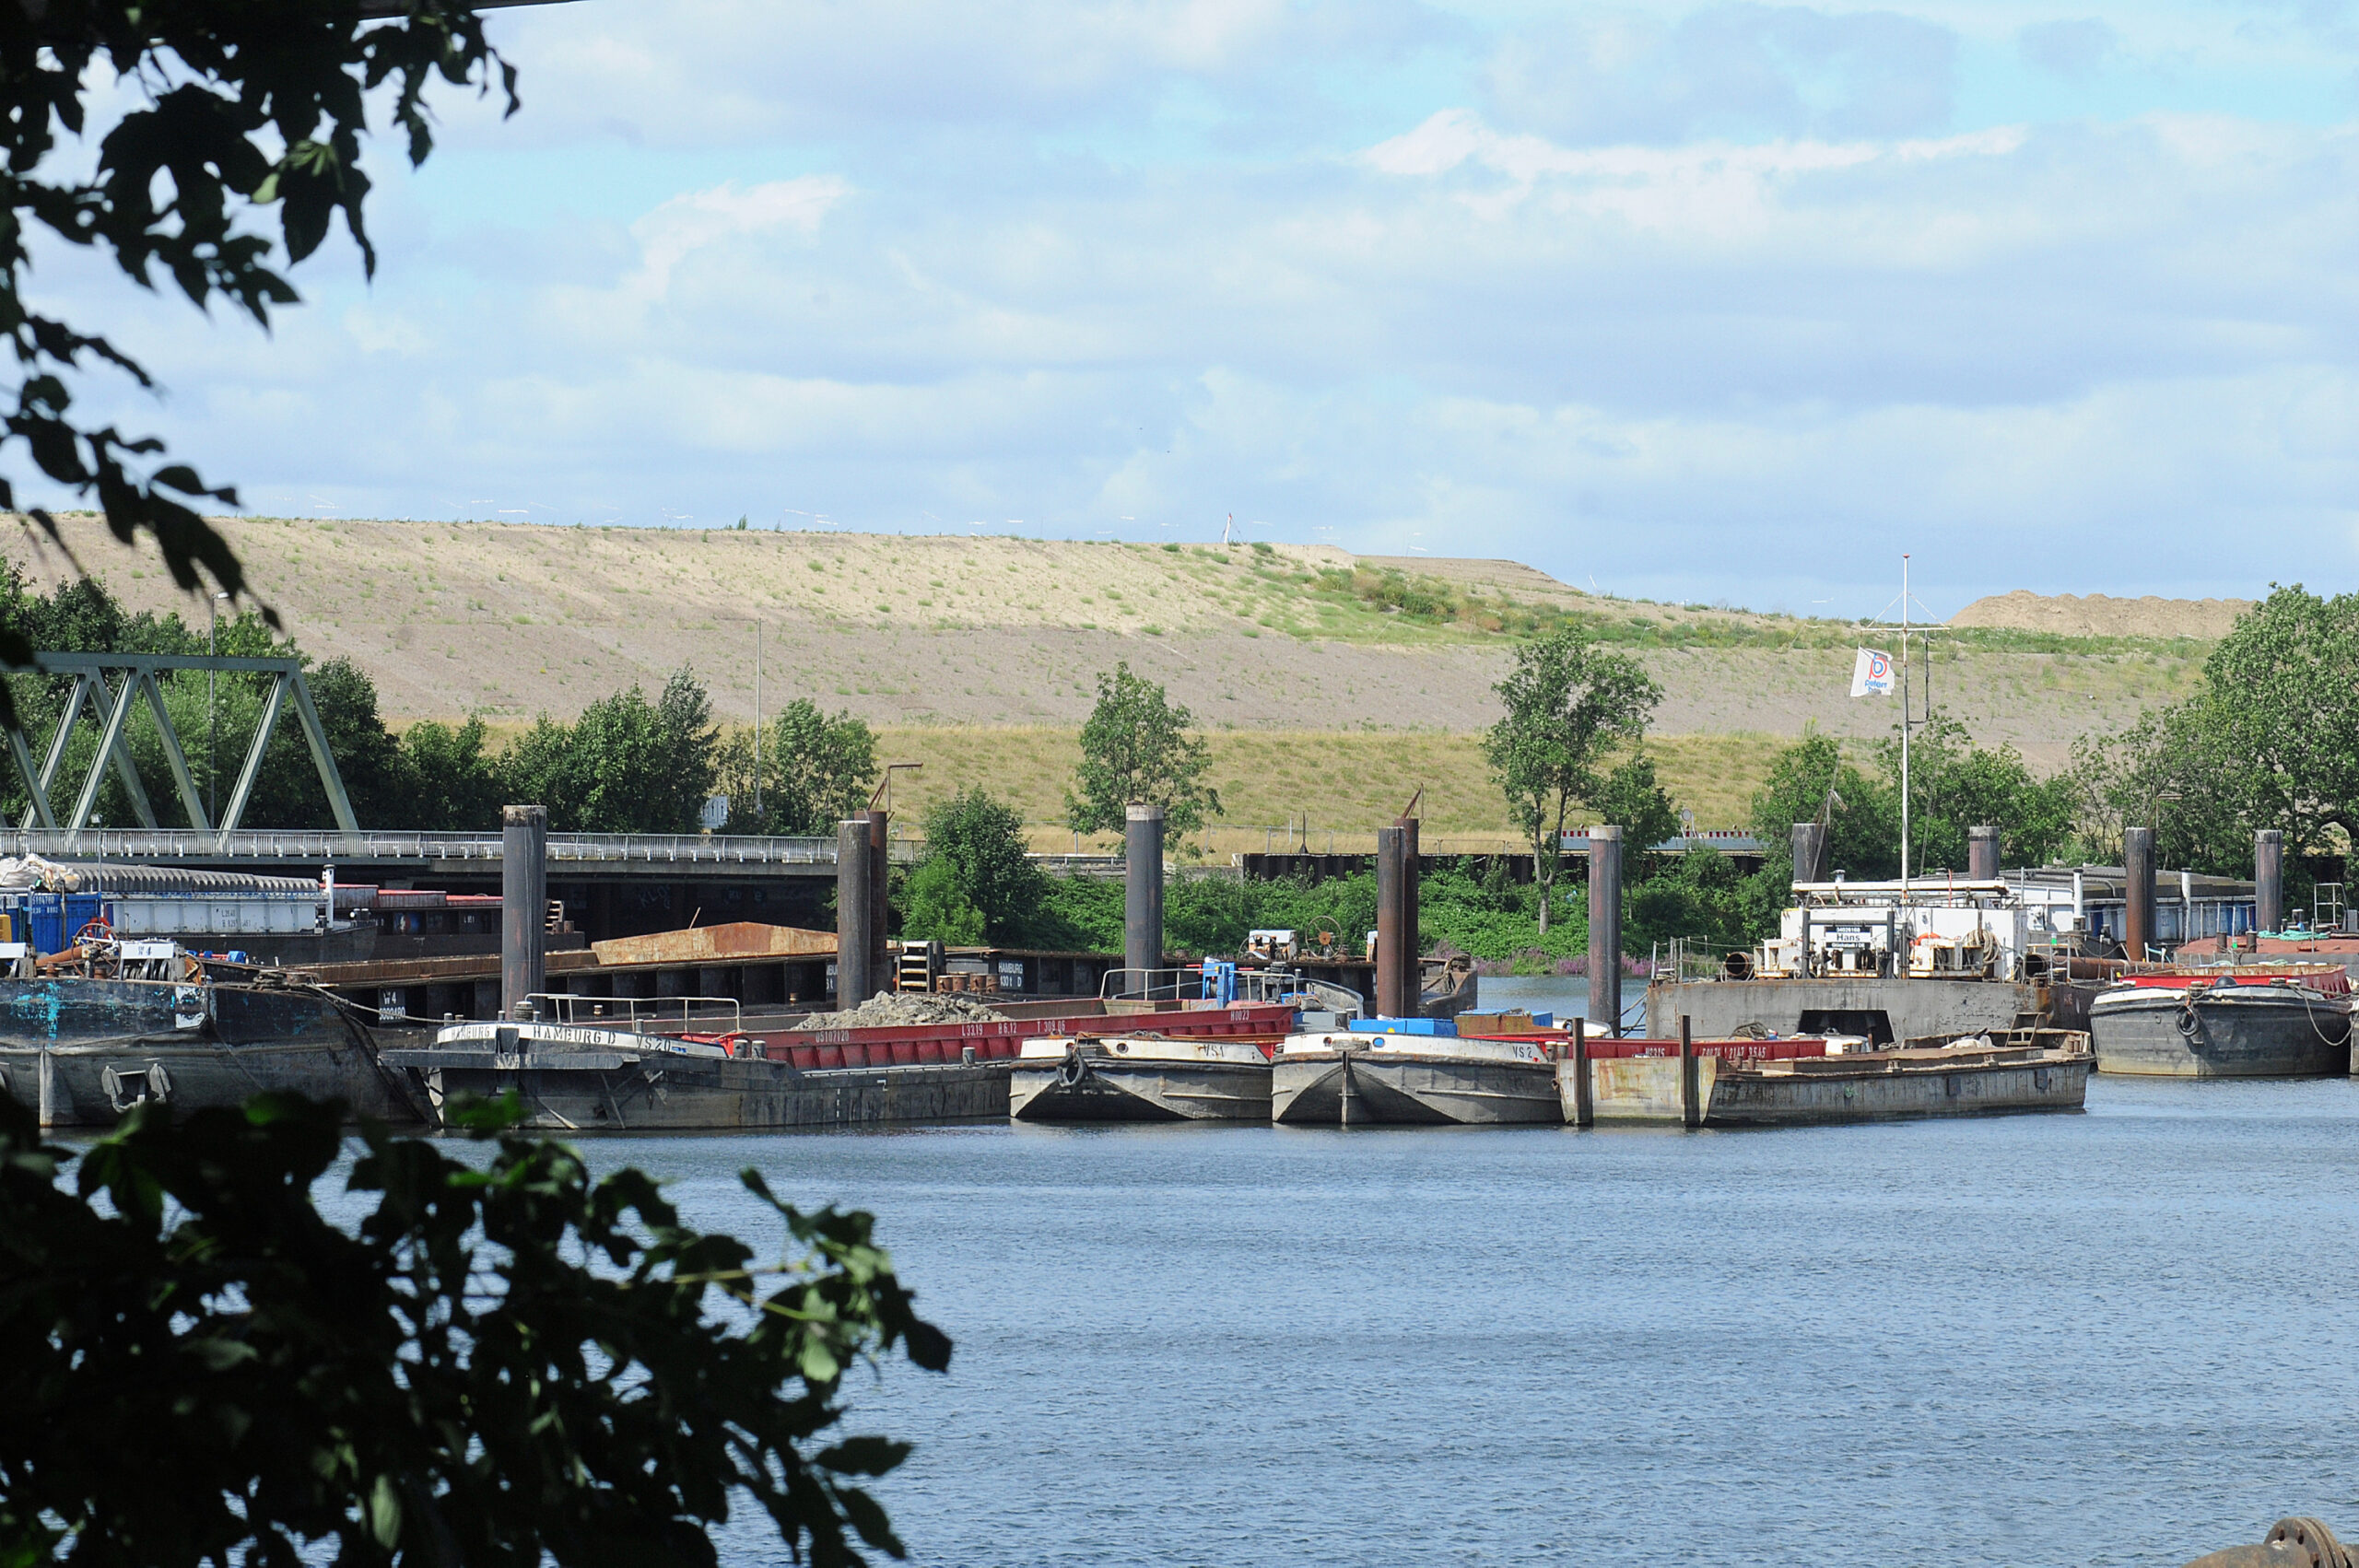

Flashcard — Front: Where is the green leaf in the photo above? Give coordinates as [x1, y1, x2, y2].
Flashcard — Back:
[368, 1473, 402, 1549]
[182, 1338, 257, 1371]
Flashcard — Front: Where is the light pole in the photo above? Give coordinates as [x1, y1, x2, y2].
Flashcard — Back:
[753, 619, 762, 822]
[208, 591, 228, 824]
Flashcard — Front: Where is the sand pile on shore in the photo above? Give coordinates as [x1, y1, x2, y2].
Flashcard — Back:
[1950, 591, 2250, 640]
[795, 992, 1007, 1029]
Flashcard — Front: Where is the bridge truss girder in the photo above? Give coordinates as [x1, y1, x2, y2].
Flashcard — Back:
[7, 652, 358, 846]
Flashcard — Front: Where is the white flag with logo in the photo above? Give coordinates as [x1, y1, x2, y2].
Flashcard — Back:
[1849, 648, 1895, 698]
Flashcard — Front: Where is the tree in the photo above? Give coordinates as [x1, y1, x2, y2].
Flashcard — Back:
[1482, 629, 1661, 932]
[508, 671, 719, 834]
[903, 788, 1046, 946]
[2201, 586, 2359, 848]
[1067, 662, 1220, 838]
[1628, 844, 1753, 952]
[2071, 586, 2359, 877]
[0, 4, 515, 720]
[1745, 731, 1895, 884]
[1591, 752, 1682, 862]
[498, 712, 581, 825]
[398, 715, 506, 831]
[0, 1092, 948, 1567]
[715, 699, 877, 836]
[1873, 709, 2076, 876]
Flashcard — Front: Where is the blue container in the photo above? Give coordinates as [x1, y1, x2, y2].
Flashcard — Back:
[1348, 1018, 1459, 1037]
[15, 892, 109, 955]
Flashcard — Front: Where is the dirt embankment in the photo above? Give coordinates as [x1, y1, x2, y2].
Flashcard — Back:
[1949, 591, 2249, 641]
[0, 516, 2188, 759]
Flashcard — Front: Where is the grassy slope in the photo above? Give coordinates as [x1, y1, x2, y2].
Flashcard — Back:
[875, 727, 1804, 849]
[3, 516, 2215, 834]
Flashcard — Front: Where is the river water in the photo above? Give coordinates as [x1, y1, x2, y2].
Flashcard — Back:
[605, 1072, 2359, 1567]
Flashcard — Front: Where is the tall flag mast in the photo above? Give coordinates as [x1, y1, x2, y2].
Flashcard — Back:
[1850, 556, 1927, 899]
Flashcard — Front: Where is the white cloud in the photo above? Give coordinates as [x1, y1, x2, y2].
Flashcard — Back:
[18, 0, 2359, 614]
[627, 176, 850, 299]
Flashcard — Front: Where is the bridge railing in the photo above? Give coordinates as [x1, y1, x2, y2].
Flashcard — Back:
[0, 829, 913, 866]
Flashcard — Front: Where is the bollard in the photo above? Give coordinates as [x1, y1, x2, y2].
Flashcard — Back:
[1790, 821, 1827, 887]
[2124, 826, 2156, 962]
[1589, 825, 1624, 1037]
[1125, 803, 1166, 1000]
[2256, 828, 2283, 937]
[1376, 825, 1409, 1018]
[1679, 1013, 1699, 1129]
[865, 809, 891, 1000]
[2182, 1516, 2352, 1567]
[1967, 825, 2000, 882]
[500, 804, 547, 1021]
[37, 1045, 54, 1129]
[1399, 813, 1421, 1017]
[1569, 1017, 1593, 1129]
[836, 818, 873, 1007]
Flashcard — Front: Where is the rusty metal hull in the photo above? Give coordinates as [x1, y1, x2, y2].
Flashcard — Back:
[1571, 1049, 2090, 1125]
[2090, 989, 2349, 1077]
[0, 979, 417, 1125]
[383, 1047, 1010, 1130]
[1273, 1051, 1560, 1126]
[1011, 1059, 1271, 1122]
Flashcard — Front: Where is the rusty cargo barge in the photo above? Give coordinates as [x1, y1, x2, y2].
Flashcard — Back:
[1567, 1030, 2093, 1127]
[381, 996, 1303, 1132]
[0, 939, 421, 1129]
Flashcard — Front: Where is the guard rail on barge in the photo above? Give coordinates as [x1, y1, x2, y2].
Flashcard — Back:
[381, 996, 1299, 1132]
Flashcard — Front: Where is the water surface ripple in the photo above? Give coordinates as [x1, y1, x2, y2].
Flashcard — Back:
[604, 1076, 2359, 1567]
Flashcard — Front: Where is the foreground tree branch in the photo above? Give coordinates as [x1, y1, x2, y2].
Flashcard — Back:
[0, 1091, 952, 1566]
[0, 0, 522, 720]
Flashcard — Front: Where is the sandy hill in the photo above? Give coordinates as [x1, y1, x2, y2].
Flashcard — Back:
[1951, 590, 2250, 641]
[0, 519, 2201, 774]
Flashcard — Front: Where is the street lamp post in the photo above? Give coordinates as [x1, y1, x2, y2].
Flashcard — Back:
[208, 591, 229, 824]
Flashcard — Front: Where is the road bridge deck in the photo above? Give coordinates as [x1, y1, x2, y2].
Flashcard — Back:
[0, 828, 914, 878]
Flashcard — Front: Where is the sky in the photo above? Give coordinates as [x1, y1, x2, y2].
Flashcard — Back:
[29, 0, 2359, 619]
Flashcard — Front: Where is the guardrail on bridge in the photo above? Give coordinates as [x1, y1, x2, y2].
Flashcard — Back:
[0, 829, 917, 867]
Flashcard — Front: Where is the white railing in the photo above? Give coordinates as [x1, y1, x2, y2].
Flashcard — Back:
[522, 993, 744, 1036]
[0, 828, 911, 867]
[1098, 964, 1362, 1013]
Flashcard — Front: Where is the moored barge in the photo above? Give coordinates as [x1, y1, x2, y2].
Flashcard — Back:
[1272, 1022, 1558, 1126]
[0, 938, 417, 1126]
[1010, 1033, 1275, 1122]
[382, 995, 1300, 1131]
[1567, 1030, 2092, 1126]
[2087, 967, 2350, 1077]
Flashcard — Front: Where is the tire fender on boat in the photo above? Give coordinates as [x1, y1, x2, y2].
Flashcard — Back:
[100, 1062, 172, 1114]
